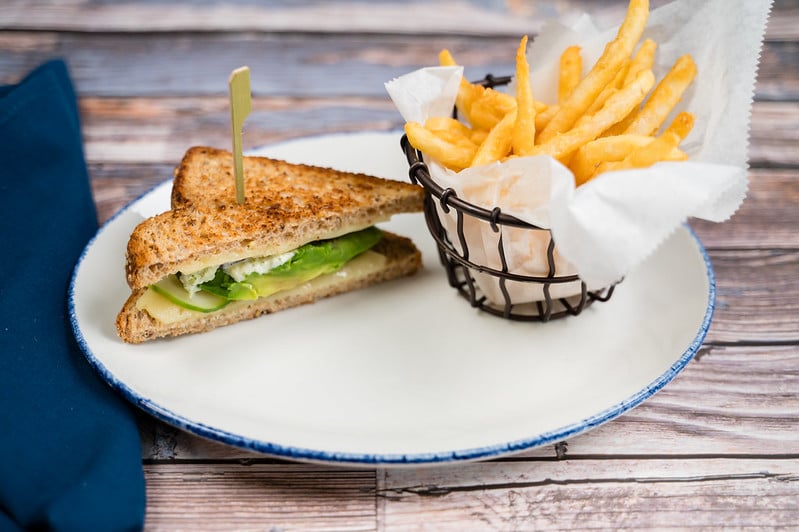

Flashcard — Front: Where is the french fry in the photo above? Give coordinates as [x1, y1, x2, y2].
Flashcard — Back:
[426, 114, 490, 145]
[558, 46, 583, 104]
[469, 89, 517, 130]
[538, 0, 650, 143]
[439, 49, 457, 67]
[415, 0, 697, 184]
[472, 110, 517, 166]
[599, 108, 638, 137]
[595, 117, 689, 176]
[512, 36, 537, 156]
[531, 69, 655, 162]
[597, 42, 657, 138]
[625, 39, 657, 86]
[569, 134, 655, 185]
[426, 126, 479, 150]
[584, 58, 631, 116]
[469, 128, 489, 145]
[469, 99, 504, 130]
[535, 104, 559, 133]
[595, 136, 687, 175]
[662, 111, 695, 141]
[458, 83, 486, 126]
[440, 48, 487, 127]
[405, 121, 477, 171]
[425, 116, 475, 139]
[624, 54, 697, 136]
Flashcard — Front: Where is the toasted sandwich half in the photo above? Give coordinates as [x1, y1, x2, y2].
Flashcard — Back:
[116, 148, 424, 343]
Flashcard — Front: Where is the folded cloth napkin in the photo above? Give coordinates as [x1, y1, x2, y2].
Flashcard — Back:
[0, 60, 145, 530]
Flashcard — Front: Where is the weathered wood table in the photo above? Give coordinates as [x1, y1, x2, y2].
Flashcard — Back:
[3, 0, 797, 528]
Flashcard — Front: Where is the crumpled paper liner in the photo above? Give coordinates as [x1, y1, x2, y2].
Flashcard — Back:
[386, 0, 772, 305]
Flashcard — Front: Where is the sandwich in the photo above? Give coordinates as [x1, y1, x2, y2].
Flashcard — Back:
[116, 147, 424, 343]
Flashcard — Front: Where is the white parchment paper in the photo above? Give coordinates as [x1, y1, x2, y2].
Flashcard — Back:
[386, 0, 772, 301]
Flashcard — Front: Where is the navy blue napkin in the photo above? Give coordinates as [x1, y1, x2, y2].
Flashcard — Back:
[0, 60, 145, 530]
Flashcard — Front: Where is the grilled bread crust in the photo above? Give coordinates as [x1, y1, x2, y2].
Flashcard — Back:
[116, 232, 421, 344]
[171, 146, 423, 212]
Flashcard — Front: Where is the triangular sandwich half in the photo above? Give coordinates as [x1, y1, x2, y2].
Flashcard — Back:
[116, 147, 424, 343]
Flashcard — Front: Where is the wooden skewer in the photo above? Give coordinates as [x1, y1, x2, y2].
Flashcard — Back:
[228, 66, 252, 205]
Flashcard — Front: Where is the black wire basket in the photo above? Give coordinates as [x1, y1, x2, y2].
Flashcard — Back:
[400, 74, 617, 322]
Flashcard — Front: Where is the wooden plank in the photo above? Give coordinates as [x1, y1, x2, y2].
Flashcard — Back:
[69, 98, 799, 167]
[0, 32, 517, 97]
[563, 344, 799, 456]
[6, 0, 791, 37]
[1, 33, 796, 100]
[77, 97, 401, 166]
[139, 459, 799, 530]
[89, 164, 173, 224]
[3, 0, 796, 40]
[143, 463, 376, 530]
[747, 102, 799, 164]
[138, 345, 799, 461]
[691, 169, 799, 250]
[707, 249, 799, 344]
[378, 458, 799, 530]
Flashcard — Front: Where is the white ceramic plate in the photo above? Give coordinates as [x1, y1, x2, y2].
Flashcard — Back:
[70, 131, 714, 466]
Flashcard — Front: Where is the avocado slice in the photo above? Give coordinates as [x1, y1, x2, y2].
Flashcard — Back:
[148, 226, 384, 310]
[150, 274, 230, 312]
[220, 226, 384, 300]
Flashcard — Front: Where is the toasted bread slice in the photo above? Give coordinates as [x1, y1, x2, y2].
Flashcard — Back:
[171, 146, 422, 212]
[116, 231, 420, 344]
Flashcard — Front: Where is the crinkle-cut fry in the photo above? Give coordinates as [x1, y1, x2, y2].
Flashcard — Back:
[624, 54, 697, 136]
[472, 110, 517, 166]
[558, 45, 583, 104]
[530, 69, 655, 162]
[405, 121, 476, 171]
[538, 0, 650, 143]
[625, 38, 657, 86]
[513, 35, 537, 156]
[569, 134, 654, 185]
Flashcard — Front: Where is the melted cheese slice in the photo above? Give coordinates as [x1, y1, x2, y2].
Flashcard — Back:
[137, 250, 388, 325]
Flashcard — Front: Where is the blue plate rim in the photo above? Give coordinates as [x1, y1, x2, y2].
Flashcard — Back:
[68, 131, 716, 466]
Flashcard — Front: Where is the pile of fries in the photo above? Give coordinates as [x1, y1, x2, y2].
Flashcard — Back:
[404, 0, 697, 186]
